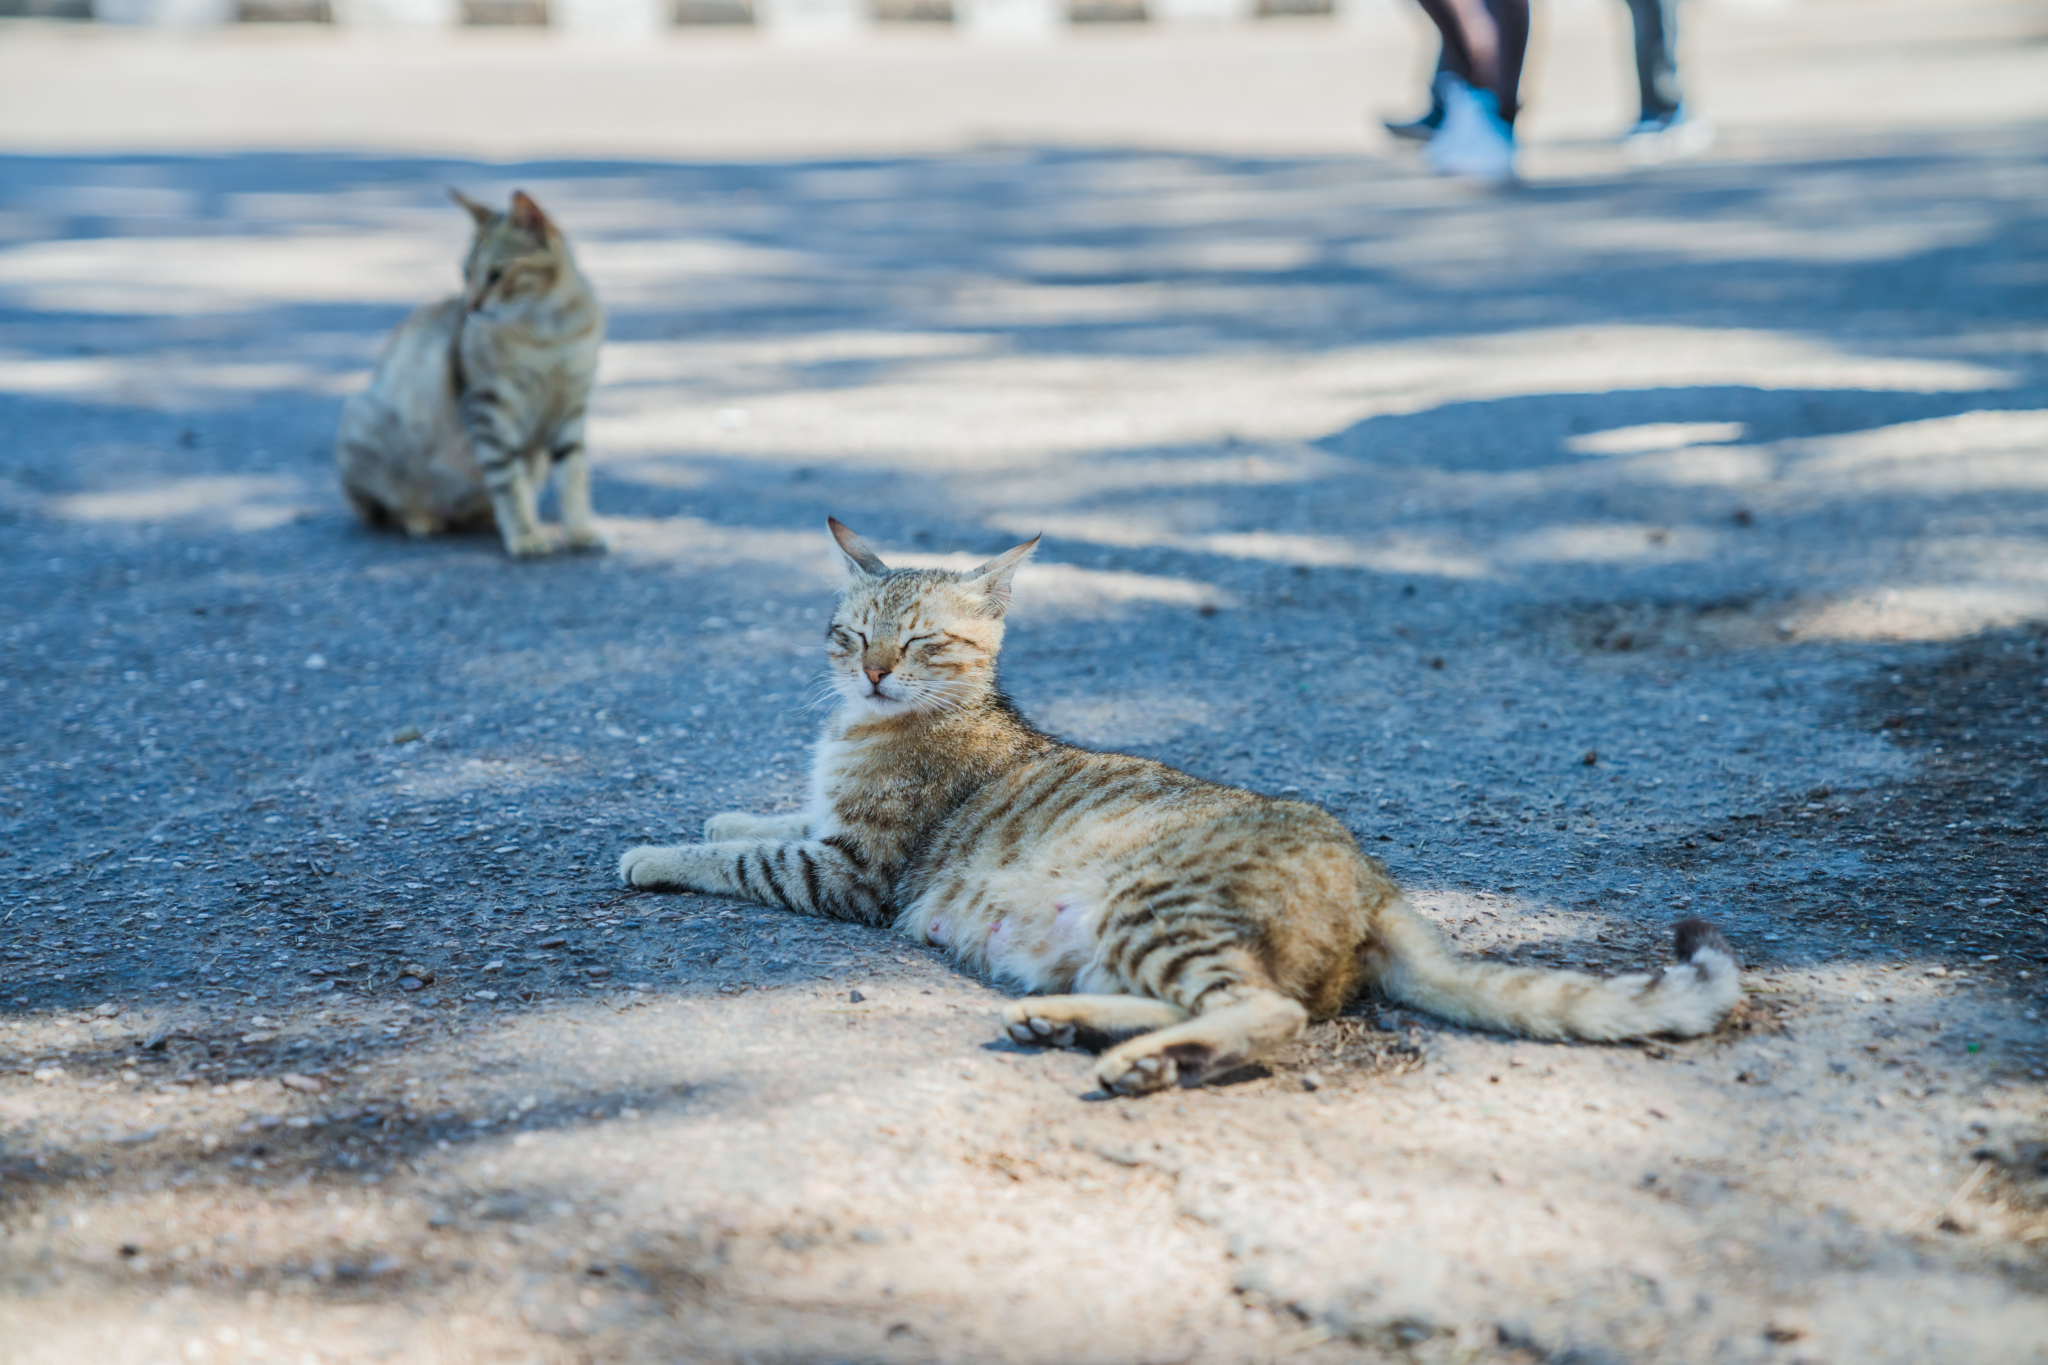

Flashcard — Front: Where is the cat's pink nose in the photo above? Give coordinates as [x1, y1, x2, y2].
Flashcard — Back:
[864, 667, 889, 686]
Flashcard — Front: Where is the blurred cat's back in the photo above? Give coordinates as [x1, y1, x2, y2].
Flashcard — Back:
[335, 295, 489, 535]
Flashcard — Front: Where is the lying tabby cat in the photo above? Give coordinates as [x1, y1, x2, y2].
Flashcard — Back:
[620, 520, 1740, 1095]
[335, 190, 604, 558]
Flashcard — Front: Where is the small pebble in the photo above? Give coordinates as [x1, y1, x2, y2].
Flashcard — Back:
[849, 989, 865, 1002]
[1300, 1073, 1323, 1092]
[280, 1073, 326, 1095]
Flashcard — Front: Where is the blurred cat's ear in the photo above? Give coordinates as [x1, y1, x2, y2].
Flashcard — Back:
[966, 534, 1039, 615]
[828, 517, 889, 576]
[448, 188, 494, 226]
[508, 191, 552, 239]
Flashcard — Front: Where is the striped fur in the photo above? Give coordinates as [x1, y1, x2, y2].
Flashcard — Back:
[619, 520, 1742, 1095]
[336, 190, 605, 558]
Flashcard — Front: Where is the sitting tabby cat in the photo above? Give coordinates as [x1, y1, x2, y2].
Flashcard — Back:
[335, 189, 605, 558]
[619, 520, 1741, 1095]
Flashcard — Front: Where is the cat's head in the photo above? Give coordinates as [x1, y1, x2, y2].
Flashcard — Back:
[823, 518, 1039, 716]
[450, 189, 569, 315]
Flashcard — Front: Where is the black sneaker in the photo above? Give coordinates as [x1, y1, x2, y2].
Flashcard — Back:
[1382, 72, 1451, 143]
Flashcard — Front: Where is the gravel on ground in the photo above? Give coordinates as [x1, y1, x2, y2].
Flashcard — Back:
[3, 5, 2047, 1362]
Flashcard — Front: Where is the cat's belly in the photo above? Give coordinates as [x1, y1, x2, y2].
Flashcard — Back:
[891, 747, 1269, 994]
[900, 864, 1106, 993]
[896, 807, 1166, 992]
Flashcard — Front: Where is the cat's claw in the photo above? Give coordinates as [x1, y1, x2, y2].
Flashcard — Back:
[1009, 1017, 1078, 1049]
[1098, 1052, 1177, 1097]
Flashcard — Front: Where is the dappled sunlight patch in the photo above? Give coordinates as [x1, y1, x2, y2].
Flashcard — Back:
[1566, 421, 1748, 456]
[592, 326, 2012, 471]
[602, 454, 722, 492]
[1785, 408, 2048, 493]
[1792, 585, 2048, 643]
[987, 513, 1495, 579]
[1030, 693, 1216, 748]
[596, 329, 997, 391]
[369, 752, 593, 803]
[47, 475, 311, 530]
[1502, 521, 1722, 566]
[602, 516, 837, 580]
[0, 235, 449, 315]
[1546, 208, 1994, 267]
[1006, 235, 1322, 277]
[1606, 442, 1776, 488]
[578, 237, 821, 293]
[0, 352, 359, 409]
[982, 444, 1344, 506]
[886, 550, 1234, 619]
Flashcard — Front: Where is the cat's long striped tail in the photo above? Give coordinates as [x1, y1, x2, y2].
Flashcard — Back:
[1367, 900, 1741, 1040]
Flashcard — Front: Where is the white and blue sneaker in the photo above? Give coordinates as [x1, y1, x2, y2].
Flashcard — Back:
[1424, 76, 1517, 185]
[1622, 105, 1715, 164]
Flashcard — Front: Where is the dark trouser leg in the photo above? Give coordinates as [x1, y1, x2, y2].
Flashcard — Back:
[1413, 0, 1480, 91]
[1489, 0, 1528, 126]
[1624, 0, 1682, 122]
[1412, 0, 1528, 125]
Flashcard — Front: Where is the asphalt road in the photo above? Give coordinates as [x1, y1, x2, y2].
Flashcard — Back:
[3, 5, 2048, 1363]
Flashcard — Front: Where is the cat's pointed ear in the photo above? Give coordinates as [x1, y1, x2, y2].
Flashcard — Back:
[828, 517, 889, 576]
[508, 191, 552, 239]
[966, 534, 1039, 615]
[448, 188, 494, 227]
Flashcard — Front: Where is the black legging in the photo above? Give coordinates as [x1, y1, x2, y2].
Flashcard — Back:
[1415, 0, 1530, 127]
[1418, 0, 1684, 129]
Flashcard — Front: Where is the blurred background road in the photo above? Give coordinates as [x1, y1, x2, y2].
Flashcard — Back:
[3, 3, 2048, 1363]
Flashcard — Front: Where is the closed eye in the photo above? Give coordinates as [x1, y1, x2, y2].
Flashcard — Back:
[902, 634, 936, 649]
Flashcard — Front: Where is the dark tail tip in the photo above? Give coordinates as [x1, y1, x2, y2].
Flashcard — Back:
[1673, 916, 1731, 962]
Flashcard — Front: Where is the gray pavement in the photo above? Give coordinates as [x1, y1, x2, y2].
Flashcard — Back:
[3, 5, 2048, 1363]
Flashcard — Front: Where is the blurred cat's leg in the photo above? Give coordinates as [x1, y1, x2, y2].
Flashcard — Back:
[552, 423, 607, 553]
[1001, 995, 1187, 1051]
[481, 455, 547, 557]
[619, 838, 888, 925]
[340, 483, 390, 529]
[1092, 985, 1307, 1096]
[705, 812, 811, 841]
[464, 399, 550, 556]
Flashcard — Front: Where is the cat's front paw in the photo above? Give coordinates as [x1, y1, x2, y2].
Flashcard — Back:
[1094, 1048, 1182, 1097]
[503, 529, 554, 560]
[563, 524, 609, 554]
[619, 844, 693, 888]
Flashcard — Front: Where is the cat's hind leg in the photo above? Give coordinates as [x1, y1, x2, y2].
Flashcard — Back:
[1001, 995, 1189, 1052]
[704, 812, 810, 841]
[1091, 986, 1307, 1097]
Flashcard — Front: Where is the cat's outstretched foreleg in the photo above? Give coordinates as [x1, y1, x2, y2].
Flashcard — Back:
[618, 838, 886, 925]
[1090, 986, 1307, 1097]
[704, 812, 810, 841]
[1001, 995, 1189, 1052]
[465, 404, 550, 557]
